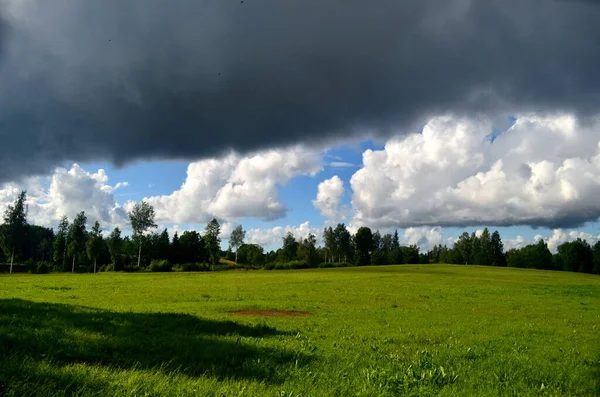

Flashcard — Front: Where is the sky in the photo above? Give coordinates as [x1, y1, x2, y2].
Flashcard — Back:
[1, 0, 600, 253]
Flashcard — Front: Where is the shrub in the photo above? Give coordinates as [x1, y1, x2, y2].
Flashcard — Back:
[148, 259, 172, 272]
[25, 259, 36, 273]
[264, 260, 309, 270]
[318, 262, 351, 268]
[99, 263, 115, 272]
[124, 265, 142, 272]
[172, 263, 210, 272]
[35, 261, 50, 274]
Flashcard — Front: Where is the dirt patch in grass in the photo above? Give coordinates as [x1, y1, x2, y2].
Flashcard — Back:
[231, 310, 311, 317]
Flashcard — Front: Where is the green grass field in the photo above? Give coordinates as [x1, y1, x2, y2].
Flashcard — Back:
[1, 265, 599, 396]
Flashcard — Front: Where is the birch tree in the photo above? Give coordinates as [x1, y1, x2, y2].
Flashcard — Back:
[128, 201, 157, 267]
[0, 191, 28, 273]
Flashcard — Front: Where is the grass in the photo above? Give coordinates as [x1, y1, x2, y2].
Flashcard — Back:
[0, 265, 599, 396]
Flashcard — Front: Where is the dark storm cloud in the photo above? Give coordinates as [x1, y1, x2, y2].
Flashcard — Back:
[1, 0, 600, 185]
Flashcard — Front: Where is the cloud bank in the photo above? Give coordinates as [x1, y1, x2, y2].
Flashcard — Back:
[1, 0, 600, 182]
[350, 114, 600, 229]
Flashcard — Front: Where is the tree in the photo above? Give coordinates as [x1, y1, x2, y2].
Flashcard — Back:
[371, 231, 388, 266]
[107, 227, 124, 270]
[179, 230, 205, 263]
[237, 244, 265, 267]
[474, 228, 491, 266]
[204, 219, 221, 265]
[53, 216, 69, 271]
[454, 232, 472, 265]
[229, 225, 246, 264]
[490, 231, 506, 266]
[170, 232, 181, 265]
[0, 190, 28, 273]
[156, 229, 170, 260]
[67, 212, 87, 273]
[333, 224, 352, 263]
[470, 232, 481, 265]
[507, 240, 552, 270]
[592, 242, 600, 274]
[128, 201, 157, 267]
[298, 233, 317, 267]
[390, 230, 403, 264]
[556, 239, 593, 273]
[282, 232, 299, 261]
[323, 227, 335, 263]
[354, 227, 374, 266]
[402, 245, 420, 264]
[86, 221, 103, 273]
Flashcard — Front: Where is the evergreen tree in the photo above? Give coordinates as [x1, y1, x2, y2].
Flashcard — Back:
[490, 230, 506, 266]
[170, 232, 181, 265]
[157, 229, 170, 260]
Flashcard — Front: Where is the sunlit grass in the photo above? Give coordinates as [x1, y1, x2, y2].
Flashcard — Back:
[1, 265, 599, 396]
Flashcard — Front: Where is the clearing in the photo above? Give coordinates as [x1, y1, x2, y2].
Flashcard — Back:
[0, 265, 599, 396]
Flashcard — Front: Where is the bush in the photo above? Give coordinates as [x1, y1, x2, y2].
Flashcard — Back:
[318, 262, 351, 268]
[25, 259, 36, 273]
[148, 259, 172, 272]
[172, 263, 211, 272]
[264, 260, 309, 270]
[99, 263, 115, 272]
[124, 265, 142, 272]
[35, 261, 50, 274]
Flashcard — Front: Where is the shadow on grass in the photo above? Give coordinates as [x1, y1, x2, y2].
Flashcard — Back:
[0, 299, 308, 393]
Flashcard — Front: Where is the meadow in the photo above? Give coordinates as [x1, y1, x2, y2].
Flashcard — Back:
[0, 265, 599, 396]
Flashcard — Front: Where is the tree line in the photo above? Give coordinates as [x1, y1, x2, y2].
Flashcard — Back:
[1, 190, 599, 275]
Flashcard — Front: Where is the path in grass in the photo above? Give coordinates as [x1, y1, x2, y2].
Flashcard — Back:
[1, 265, 599, 396]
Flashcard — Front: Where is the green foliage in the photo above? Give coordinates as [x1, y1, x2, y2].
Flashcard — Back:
[229, 225, 246, 263]
[0, 190, 28, 268]
[556, 238, 594, 273]
[401, 245, 420, 264]
[86, 221, 103, 273]
[128, 201, 157, 237]
[52, 216, 69, 270]
[204, 219, 221, 265]
[281, 232, 299, 262]
[317, 261, 350, 268]
[0, 266, 598, 396]
[172, 263, 211, 272]
[34, 261, 50, 274]
[298, 233, 317, 267]
[237, 244, 265, 267]
[128, 201, 157, 267]
[354, 226, 374, 266]
[507, 240, 553, 270]
[67, 212, 87, 271]
[106, 227, 124, 271]
[179, 230, 206, 264]
[99, 263, 115, 272]
[148, 259, 172, 272]
[265, 260, 309, 270]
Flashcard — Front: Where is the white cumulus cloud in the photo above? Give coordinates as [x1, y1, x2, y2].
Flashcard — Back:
[313, 175, 345, 220]
[0, 164, 128, 229]
[350, 113, 600, 229]
[143, 146, 323, 224]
